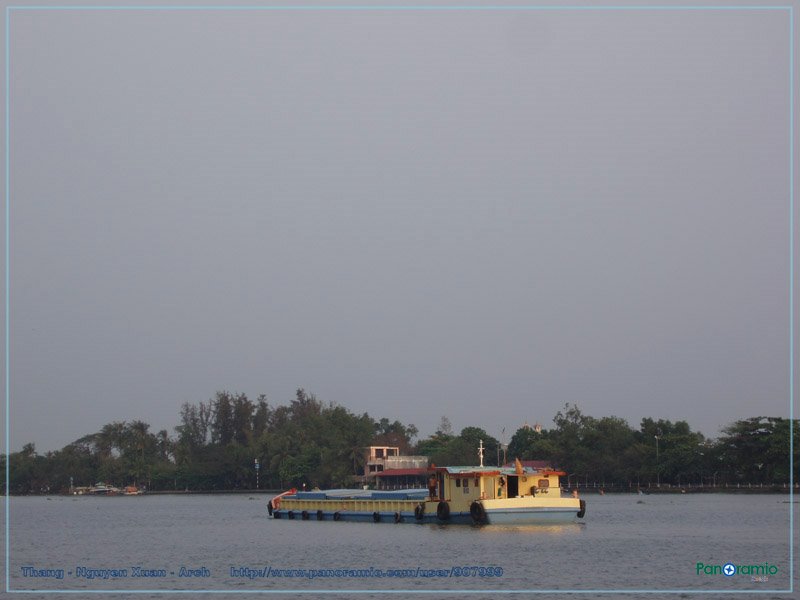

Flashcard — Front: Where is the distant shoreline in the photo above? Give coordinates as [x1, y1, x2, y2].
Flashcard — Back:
[4, 486, 796, 497]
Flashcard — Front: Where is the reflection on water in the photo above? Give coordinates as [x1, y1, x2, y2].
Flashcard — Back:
[473, 523, 584, 536]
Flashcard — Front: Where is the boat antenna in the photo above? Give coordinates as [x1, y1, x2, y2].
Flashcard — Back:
[478, 439, 484, 467]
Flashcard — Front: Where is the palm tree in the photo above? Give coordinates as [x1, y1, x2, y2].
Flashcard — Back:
[126, 420, 152, 486]
[156, 429, 173, 462]
[97, 421, 127, 459]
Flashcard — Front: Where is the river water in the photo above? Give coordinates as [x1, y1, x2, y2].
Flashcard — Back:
[4, 492, 797, 598]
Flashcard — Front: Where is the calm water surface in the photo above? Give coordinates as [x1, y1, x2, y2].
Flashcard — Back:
[5, 493, 797, 599]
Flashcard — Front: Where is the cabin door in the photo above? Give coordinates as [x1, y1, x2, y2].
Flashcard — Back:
[507, 476, 519, 498]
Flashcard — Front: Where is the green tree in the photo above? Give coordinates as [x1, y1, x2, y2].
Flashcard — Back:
[210, 392, 235, 446]
[716, 417, 798, 484]
[550, 403, 595, 477]
[507, 427, 559, 465]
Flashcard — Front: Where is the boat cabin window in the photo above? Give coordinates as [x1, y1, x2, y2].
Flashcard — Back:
[453, 478, 471, 492]
[537, 479, 549, 488]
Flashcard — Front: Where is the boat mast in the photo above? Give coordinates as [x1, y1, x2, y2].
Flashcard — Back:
[478, 439, 484, 467]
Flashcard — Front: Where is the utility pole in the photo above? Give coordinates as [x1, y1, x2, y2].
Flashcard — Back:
[654, 429, 661, 487]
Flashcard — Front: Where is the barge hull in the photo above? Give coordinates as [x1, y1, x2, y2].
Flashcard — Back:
[273, 508, 473, 524]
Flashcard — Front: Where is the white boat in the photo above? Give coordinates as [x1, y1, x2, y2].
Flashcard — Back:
[87, 482, 120, 496]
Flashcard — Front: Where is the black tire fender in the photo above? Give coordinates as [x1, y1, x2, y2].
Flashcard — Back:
[301, 510, 309, 520]
[470, 501, 486, 523]
[436, 501, 451, 521]
[316, 510, 324, 521]
[372, 511, 381, 523]
[333, 511, 341, 521]
[287, 510, 295, 520]
[394, 512, 402, 523]
[414, 503, 425, 521]
[577, 499, 586, 519]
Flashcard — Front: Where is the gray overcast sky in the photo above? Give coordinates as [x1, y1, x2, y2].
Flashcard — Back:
[3, 2, 794, 453]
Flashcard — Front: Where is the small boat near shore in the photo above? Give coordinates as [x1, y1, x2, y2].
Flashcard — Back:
[87, 482, 120, 496]
[80, 483, 143, 496]
[268, 443, 586, 525]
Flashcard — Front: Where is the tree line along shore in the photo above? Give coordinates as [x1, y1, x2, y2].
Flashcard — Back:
[3, 389, 797, 494]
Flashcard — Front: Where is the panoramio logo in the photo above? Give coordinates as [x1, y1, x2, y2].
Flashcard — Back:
[695, 562, 778, 577]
